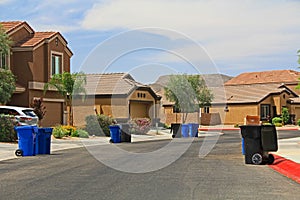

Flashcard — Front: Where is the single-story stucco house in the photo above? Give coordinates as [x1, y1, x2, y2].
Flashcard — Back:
[73, 73, 161, 127]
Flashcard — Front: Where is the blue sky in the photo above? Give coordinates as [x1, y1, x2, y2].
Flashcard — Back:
[1, 0, 300, 83]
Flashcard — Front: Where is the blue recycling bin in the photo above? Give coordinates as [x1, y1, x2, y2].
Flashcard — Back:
[181, 124, 189, 137]
[109, 125, 121, 143]
[36, 128, 53, 154]
[241, 138, 245, 155]
[14, 126, 37, 156]
[188, 123, 199, 137]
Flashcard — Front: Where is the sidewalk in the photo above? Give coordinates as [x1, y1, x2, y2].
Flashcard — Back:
[0, 129, 221, 161]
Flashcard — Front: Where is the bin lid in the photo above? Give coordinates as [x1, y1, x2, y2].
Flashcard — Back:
[14, 125, 36, 131]
[39, 127, 53, 133]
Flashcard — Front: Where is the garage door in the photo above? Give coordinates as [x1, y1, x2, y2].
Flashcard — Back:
[42, 102, 63, 127]
[130, 102, 151, 119]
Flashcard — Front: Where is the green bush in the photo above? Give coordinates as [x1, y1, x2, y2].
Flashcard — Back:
[274, 122, 283, 127]
[71, 129, 89, 138]
[71, 130, 79, 137]
[297, 119, 300, 126]
[52, 125, 69, 139]
[0, 114, 17, 142]
[62, 125, 76, 136]
[262, 122, 272, 125]
[282, 107, 289, 125]
[272, 117, 282, 124]
[85, 114, 114, 137]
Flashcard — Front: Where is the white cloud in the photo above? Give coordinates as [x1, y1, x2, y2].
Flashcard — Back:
[0, 0, 14, 5]
[80, 0, 300, 68]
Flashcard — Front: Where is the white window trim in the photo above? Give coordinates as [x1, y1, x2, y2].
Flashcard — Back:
[50, 51, 63, 76]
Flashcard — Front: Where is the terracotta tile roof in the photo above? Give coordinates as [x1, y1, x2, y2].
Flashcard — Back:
[225, 70, 300, 85]
[289, 97, 300, 104]
[152, 74, 233, 106]
[154, 74, 232, 89]
[0, 21, 24, 33]
[85, 73, 147, 95]
[211, 83, 297, 104]
[13, 31, 57, 47]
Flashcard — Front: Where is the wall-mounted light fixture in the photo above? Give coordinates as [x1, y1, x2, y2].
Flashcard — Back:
[224, 105, 229, 112]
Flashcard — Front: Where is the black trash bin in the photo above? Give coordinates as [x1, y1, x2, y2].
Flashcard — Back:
[240, 125, 277, 165]
[120, 123, 131, 143]
[171, 123, 181, 138]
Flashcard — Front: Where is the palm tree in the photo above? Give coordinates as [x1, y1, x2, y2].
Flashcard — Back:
[44, 72, 86, 126]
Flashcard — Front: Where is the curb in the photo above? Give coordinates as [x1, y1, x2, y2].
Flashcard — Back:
[199, 127, 299, 131]
[199, 128, 239, 131]
[269, 154, 300, 184]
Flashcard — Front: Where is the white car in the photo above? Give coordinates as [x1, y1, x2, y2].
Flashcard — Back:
[0, 106, 39, 126]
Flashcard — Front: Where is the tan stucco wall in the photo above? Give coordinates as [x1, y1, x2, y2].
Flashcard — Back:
[293, 106, 300, 122]
[210, 104, 258, 125]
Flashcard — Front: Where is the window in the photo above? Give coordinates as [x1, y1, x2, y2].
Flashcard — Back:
[137, 92, 146, 98]
[260, 104, 270, 120]
[204, 106, 210, 113]
[173, 106, 181, 113]
[0, 53, 8, 69]
[51, 53, 62, 75]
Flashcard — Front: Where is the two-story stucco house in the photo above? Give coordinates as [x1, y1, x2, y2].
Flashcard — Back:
[0, 21, 72, 126]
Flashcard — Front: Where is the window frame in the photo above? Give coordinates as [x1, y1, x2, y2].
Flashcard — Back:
[0, 52, 10, 69]
[204, 106, 210, 114]
[50, 51, 63, 76]
[260, 104, 270, 120]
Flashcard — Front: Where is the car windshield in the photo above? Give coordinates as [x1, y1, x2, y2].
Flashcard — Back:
[22, 109, 37, 117]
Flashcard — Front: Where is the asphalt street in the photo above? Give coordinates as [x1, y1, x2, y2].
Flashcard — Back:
[0, 131, 299, 200]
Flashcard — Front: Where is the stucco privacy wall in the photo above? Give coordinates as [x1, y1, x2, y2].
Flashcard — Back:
[73, 97, 128, 127]
[211, 104, 258, 125]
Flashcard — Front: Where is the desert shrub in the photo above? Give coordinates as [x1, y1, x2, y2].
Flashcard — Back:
[0, 114, 17, 142]
[85, 114, 115, 137]
[62, 125, 76, 136]
[274, 122, 283, 127]
[297, 119, 300, 126]
[71, 129, 89, 138]
[71, 130, 79, 137]
[262, 122, 272, 125]
[272, 117, 282, 124]
[129, 118, 151, 134]
[77, 129, 89, 138]
[30, 97, 46, 121]
[52, 125, 69, 138]
[282, 107, 289, 125]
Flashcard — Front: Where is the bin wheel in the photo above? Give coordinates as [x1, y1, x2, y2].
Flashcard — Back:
[172, 134, 175, 138]
[15, 149, 23, 157]
[109, 139, 113, 143]
[267, 154, 275, 165]
[252, 153, 263, 165]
